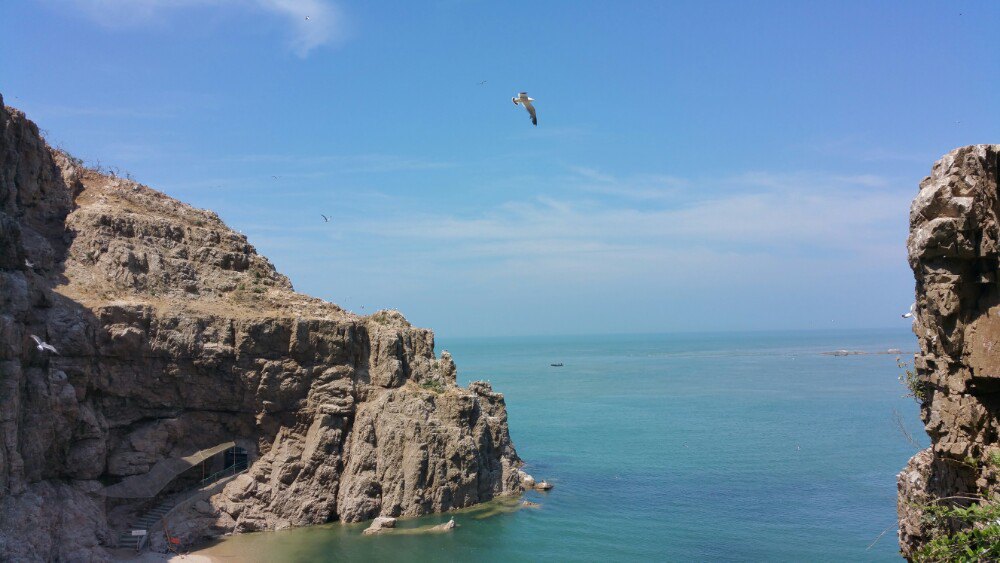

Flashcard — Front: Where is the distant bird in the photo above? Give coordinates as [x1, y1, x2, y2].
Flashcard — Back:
[796, 445, 801, 451]
[30, 335, 59, 355]
[902, 302, 916, 319]
[512, 92, 537, 126]
[321, 214, 330, 223]
[305, 15, 310, 20]
[271, 175, 279, 180]
[479, 80, 488, 85]
[24, 259, 34, 269]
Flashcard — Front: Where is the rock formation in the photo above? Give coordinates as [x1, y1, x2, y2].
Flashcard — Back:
[361, 516, 396, 535]
[0, 94, 523, 561]
[898, 145, 1000, 557]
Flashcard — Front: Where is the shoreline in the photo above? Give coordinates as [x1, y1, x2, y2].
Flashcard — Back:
[111, 550, 220, 563]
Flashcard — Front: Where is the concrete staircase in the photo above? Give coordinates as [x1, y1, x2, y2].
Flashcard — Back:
[116, 500, 175, 551]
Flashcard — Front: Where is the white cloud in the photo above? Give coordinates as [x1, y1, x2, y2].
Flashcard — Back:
[255, 0, 344, 56]
[264, 168, 913, 290]
[55, 0, 345, 56]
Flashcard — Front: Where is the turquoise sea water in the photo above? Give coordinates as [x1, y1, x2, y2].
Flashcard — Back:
[199, 329, 924, 562]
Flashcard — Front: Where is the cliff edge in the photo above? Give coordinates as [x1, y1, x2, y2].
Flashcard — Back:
[899, 145, 1000, 558]
[0, 94, 523, 561]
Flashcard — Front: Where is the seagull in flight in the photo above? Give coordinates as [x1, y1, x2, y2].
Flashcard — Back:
[305, 16, 310, 20]
[479, 80, 487, 86]
[902, 302, 916, 318]
[512, 92, 537, 126]
[321, 214, 330, 223]
[30, 335, 59, 354]
[25, 259, 34, 269]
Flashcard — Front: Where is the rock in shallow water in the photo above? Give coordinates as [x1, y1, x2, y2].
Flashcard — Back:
[428, 518, 456, 532]
[362, 517, 397, 535]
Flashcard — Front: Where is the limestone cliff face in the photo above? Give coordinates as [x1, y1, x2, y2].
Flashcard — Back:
[898, 145, 1000, 557]
[0, 95, 522, 561]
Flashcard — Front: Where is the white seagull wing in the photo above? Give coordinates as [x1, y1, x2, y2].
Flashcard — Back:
[522, 99, 537, 125]
[43, 343, 59, 354]
[31, 334, 42, 345]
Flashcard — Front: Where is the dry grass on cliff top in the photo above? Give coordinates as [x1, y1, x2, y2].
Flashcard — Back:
[51, 168, 380, 325]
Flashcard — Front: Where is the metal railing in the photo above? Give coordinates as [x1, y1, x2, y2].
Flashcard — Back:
[199, 461, 247, 487]
[135, 464, 248, 553]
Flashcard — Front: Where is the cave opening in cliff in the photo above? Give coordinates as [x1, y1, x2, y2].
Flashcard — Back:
[224, 446, 249, 473]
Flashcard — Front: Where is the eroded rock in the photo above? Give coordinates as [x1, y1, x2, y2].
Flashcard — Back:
[898, 145, 1000, 558]
[0, 94, 524, 561]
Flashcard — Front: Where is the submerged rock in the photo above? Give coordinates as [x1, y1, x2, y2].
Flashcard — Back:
[428, 518, 456, 532]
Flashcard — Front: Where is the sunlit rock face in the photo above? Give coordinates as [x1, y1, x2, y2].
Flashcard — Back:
[0, 94, 522, 561]
[899, 145, 1000, 558]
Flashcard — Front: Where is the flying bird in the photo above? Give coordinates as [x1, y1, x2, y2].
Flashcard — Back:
[902, 302, 916, 319]
[305, 16, 311, 20]
[24, 259, 34, 269]
[479, 80, 487, 85]
[512, 92, 537, 126]
[271, 175, 279, 180]
[321, 214, 330, 223]
[30, 335, 59, 355]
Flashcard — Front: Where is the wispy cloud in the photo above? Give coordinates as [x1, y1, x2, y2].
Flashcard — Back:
[283, 168, 914, 287]
[56, 0, 345, 56]
[807, 137, 933, 164]
[255, 0, 345, 56]
[237, 166, 907, 260]
[567, 166, 692, 201]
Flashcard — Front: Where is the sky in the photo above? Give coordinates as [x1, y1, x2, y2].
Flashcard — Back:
[1, 1, 998, 337]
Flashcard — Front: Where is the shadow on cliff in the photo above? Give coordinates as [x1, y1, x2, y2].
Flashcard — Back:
[2, 96, 256, 559]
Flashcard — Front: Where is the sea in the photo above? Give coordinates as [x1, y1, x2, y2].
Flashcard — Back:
[195, 328, 923, 562]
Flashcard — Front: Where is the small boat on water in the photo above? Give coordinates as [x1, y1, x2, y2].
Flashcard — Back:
[550, 363, 564, 367]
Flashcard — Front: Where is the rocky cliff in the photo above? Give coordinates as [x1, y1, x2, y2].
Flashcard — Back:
[898, 145, 1000, 557]
[0, 94, 523, 561]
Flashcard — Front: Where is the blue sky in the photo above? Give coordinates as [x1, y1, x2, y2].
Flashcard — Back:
[2, 1, 998, 336]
